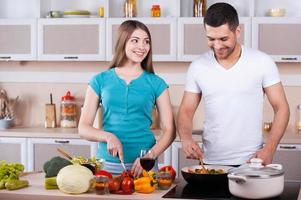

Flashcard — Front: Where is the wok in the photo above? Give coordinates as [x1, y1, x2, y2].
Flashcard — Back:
[181, 165, 235, 186]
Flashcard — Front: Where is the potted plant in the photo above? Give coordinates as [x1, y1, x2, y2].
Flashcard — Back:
[0, 89, 18, 129]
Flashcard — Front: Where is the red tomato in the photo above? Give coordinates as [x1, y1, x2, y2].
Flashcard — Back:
[121, 177, 134, 194]
[159, 165, 176, 181]
[109, 178, 121, 192]
[95, 170, 113, 179]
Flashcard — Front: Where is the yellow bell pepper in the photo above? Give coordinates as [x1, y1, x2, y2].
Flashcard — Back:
[134, 177, 156, 193]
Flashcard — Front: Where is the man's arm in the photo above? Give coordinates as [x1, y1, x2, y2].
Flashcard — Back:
[177, 91, 203, 159]
[255, 82, 290, 164]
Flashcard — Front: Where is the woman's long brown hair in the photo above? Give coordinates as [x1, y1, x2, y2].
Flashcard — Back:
[109, 20, 154, 73]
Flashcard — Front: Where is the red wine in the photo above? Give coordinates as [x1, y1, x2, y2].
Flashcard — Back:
[140, 158, 155, 171]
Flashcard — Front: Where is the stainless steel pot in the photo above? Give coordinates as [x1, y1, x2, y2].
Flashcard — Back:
[227, 158, 284, 199]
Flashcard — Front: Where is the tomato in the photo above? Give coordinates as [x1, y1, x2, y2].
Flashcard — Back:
[95, 170, 113, 179]
[109, 178, 121, 192]
[159, 165, 176, 181]
[121, 177, 135, 194]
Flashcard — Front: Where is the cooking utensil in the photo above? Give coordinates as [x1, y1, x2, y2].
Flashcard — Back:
[181, 165, 234, 186]
[57, 148, 73, 160]
[199, 158, 208, 173]
[227, 158, 284, 199]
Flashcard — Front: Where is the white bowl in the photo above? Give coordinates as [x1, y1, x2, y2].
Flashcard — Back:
[267, 8, 286, 17]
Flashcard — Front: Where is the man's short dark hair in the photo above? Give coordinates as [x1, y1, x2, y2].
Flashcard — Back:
[204, 3, 239, 31]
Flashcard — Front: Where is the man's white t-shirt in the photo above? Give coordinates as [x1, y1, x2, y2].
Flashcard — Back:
[185, 46, 280, 165]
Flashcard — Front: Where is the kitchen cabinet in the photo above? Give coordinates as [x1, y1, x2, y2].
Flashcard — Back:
[106, 18, 177, 61]
[1, 0, 301, 62]
[252, 17, 301, 62]
[177, 17, 251, 61]
[273, 144, 301, 182]
[38, 18, 106, 61]
[0, 19, 37, 61]
[27, 138, 97, 171]
[0, 137, 27, 170]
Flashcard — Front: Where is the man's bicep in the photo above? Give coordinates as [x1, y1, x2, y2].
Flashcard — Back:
[264, 82, 287, 108]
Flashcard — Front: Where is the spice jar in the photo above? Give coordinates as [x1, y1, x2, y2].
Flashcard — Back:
[151, 5, 161, 17]
[94, 175, 109, 195]
[158, 171, 172, 190]
[60, 91, 77, 128]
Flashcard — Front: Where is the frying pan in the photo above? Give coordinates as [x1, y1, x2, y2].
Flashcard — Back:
[181, 165, 235, 187]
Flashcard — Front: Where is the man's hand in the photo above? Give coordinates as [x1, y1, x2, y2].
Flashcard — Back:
[181, 139, 203, 160]
[250, 146, 275, 165]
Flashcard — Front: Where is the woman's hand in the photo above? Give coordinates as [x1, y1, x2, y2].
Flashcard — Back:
[106, 133, 124, 161]
[131, 157, 143, 178]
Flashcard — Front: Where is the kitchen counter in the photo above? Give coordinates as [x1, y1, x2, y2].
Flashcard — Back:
[1, 127, 301, 144]
[0, 173, 300, 200]
[0, 173, 175, 200]
[0, 127, 201, 142]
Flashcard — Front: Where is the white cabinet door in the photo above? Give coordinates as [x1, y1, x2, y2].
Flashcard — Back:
[177, 17, 251, 61]
[172, 141, 202, 178]
[273, 144, 301, 182]
[0, 19, 37, 61]
[252, 17, 301, 62]
[38, 18, 106, 61]
[27, 138, 97, 171]
[0, 137, 27, 171]
[106, 17, 177, 61]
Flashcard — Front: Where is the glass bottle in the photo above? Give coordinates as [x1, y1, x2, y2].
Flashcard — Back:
[60, 91, 77, 128]
[297, 105, 301, 133]
[124, 0, 137, 18]
[193, 0, 207, 17]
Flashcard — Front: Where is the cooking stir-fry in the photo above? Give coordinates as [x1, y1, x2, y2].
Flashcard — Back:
[188, 168, 225, 174]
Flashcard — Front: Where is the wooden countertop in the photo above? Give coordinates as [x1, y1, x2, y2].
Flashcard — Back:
[1, 127, 301, 144]
[0, 173, 177, 200]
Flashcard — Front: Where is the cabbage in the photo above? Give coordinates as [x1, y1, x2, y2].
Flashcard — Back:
[56, 164, 93, 194]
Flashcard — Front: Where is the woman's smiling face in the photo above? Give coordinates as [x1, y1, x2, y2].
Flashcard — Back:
[124, 28, 150, 65]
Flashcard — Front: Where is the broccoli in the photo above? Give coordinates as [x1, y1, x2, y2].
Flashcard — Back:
[43, 156, 72, 178]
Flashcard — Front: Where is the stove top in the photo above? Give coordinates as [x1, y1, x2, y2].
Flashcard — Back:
[162, 181, 300, 200]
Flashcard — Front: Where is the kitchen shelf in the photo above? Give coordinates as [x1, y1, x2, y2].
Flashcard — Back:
[1, 0, 301, 62]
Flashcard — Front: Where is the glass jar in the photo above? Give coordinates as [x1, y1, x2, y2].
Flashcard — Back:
[60, 91, 77, 128]
[193, 0, 207, 17]
[124, 0, 137, 17]
[151, 5, 161, 17]
[94, 175, 109, 195]
[158, 171, 172, 190]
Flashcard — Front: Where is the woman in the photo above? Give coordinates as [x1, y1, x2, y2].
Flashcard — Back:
[79, 20, 175, 177]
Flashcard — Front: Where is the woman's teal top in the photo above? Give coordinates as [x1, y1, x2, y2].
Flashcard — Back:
[89, 68, 168, 163]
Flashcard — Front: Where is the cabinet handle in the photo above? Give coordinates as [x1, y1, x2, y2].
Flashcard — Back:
[64, 56, 78, 59]
[0, 56, 11, 59]
[54, 140, 70, 144]
[281, 57, 297, 61]
[279, 145, 296, 149]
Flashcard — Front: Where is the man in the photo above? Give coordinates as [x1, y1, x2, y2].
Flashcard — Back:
[177, 2, 289, 166]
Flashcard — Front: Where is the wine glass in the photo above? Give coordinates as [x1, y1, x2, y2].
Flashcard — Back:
[140, 149, 155, 172]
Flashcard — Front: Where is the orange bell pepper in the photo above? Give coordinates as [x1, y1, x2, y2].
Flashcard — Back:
[134, 177, 156, 193]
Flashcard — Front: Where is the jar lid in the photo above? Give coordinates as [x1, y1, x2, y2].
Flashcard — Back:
[61, 91, 74, 101]
[152, 5, 160, 8]
[228, 158, 284, 178]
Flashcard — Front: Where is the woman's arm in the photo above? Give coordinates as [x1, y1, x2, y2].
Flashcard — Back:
[150, 89, 176, 158]
[78, 86, 124, 160]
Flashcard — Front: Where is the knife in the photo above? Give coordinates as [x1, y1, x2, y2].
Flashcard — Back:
[120, 161, 127, 172]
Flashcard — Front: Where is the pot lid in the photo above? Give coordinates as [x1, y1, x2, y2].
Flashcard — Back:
[228, 158, 284, 178]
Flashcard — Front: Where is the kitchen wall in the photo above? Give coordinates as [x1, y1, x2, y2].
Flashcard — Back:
[0, 61, 301, 139]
